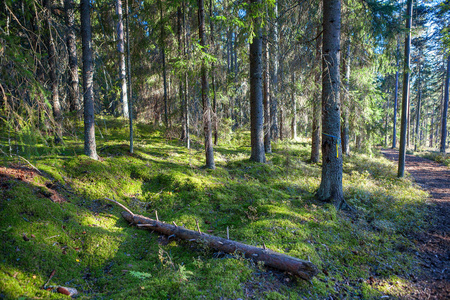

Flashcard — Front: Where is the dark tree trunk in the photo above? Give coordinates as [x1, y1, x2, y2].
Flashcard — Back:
[184, 3, 190, 149]
[80, 0, 98, 160]
[116, 0, 129, 119]
[341, 40, 350, 156]
[44, 0, 62, 143]
[64, 0, 81, 115]
[263, 35, 271, 153]
[398, 0, 413, 177]
[198, 0, 215, 169]
[440, 55, 450, 153]
[414, 63, 422, 151]
[249, 0, 265, 163]
[270, 1, 279, 141]
[209, 0, 218, 146]
[392, 43, 400, 149]
[291, 73, 297, 140]
[178, 6, 186, 141]
[160, 0, 168, 127]
[310, 25, 322, 163]
[125, 0, 133, 153]
[316, 0, 344, 208]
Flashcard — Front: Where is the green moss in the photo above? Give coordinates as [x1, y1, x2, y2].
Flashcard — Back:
[0, 117, 429, 299]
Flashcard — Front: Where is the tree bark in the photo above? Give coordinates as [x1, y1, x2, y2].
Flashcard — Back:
[116, 0, 129, 119]
[198, 0, 215, 169]
[80, 0, 98, 160]
[270, 0, 279, 141]
[44, 0, 63, 143]
[398, 0, 413, 177]
[263, 34, 271, 153]
[392, 43, 400, 149]
[440, 55, 450, 153]
[125, 0, 133, 154]
[118, 210, 318, 280]
[414, 63, 422, 151]
[160, 0, 168, 127]
[341, 40, 350, 156]
[249, 0, 265, 163]
[291, 72, 297, 140]
[316, 0, 344, 208]
[209, 0, 218, 146]
[310, 25, 322, 163]
[64, 0, 81, 115]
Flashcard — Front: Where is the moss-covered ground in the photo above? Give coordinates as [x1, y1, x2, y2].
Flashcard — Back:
[0, 118, 430, 299]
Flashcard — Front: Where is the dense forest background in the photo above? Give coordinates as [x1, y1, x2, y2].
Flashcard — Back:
[1, 0, 449, 161]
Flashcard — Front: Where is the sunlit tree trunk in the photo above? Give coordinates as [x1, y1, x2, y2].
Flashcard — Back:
[80, 0, 98, 160]
[392, 44, 400, 149]
[64, 0, 81, 115]
[291, 73, 297, 140]
[209, 0, 218, 145]
[310, 25, 322, 163]
[198, 0, 215, 168]
[341, 40, 350, 155]
[414, 63, 422, 151]
[125, 0, 133, 153]
[398, 0, 413, 177]
[44, 0, 62, 143]
[440, 55, 450, 153]
[249, 0, 265, 163]
[263, 34, 271, 153]
[116, 0, 129, 119]
[316, 0, 344, 208]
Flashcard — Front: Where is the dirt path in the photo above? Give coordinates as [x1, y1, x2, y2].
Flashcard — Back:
[381, 149, 449, 299]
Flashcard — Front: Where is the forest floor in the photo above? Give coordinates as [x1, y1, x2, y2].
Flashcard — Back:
[381, 148, 450, 300]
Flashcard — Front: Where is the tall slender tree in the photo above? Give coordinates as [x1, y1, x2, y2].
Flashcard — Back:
[310, 25, 322, 163]
[64, 0, 81, 115]
[392, 43, 400, 149]
[198, 0, 215, 169]
[249, 0, 266, 163]
[270, 0, 279, 141]
[440, 55, 450, 153]
[44, 0, 63, 143]
[116, 0, 129, 118]
[125, 0, 133, 153]
[316, 0, 344, 208]
[263, 31, 271, 153]
[341, 40, 350, 156]
[398, 0, 413, 177]
[80, 0, 98, 160]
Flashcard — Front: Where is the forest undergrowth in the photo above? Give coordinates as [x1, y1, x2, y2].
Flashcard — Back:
[0, 117, 430, 299]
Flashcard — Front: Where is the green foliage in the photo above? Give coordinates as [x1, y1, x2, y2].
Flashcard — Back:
[0, 117, 429, 299]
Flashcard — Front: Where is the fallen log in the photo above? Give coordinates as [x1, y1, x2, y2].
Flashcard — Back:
[106, 198, 318, 280]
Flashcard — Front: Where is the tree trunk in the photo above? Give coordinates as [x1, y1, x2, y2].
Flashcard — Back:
[316, 0, 344, 208]
[310, 25, 322, 163]
[117, 209, 318, 280]
[291, 73, 297, 140]
[160, 0, 168, 127]
[116, 0, 129, 119]
[270, 1, 279, 141]
[209, 0, 218, 146]
[440, 55, 450, 153]
[125, 0, 133, 153]
[80, 0, 98, 160]
[64, 0, 81, 115]
[392, 43, 400, 149]
[263, 34, 271, 153]
[249, 0, 265, 163]
[341, 40, 350, 156]
[178, 6, 186, 141]
[398, 0, 413, 177]
[184, 3, 190, 149]
[198, 0, 215, 169]
[414, 63, 422, 151]
[44, 0, 63, 143]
